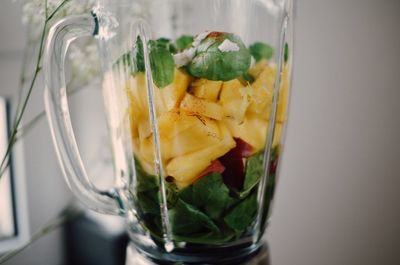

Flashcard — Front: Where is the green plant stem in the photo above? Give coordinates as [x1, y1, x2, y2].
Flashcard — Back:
[0, 0, 70, 179]
[0, 202, 83, 264]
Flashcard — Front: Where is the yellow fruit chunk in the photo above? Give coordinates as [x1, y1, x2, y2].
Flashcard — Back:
[219, 79, 251, 122]
[247, 64, 276, 120]
[248, 59, 268, 79]
[223, 115, 268, 153]
[166, 123, 236, 188]
[191, 79, 222, 101]
[158, 69, 192, 111]
[180, 93, 223, 120]
[273, 123, 283, 147]
[276, 65, 289, 123]
[140, 111, 222, 162]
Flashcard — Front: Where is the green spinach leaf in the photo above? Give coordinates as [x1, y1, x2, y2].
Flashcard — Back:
[169, 199, 220, 235]
[241, 152, 264, 197]
[249, 42, 274, 62]
[224, 192, 258, 232]
[187, 32, 251, 81]
[179, 173, 236, 220]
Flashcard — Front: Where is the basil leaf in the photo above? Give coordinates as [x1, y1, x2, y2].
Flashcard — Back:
[240, 72, 255, 84]
[284, 42, 289, 62]
[149, 40, 175, 88]
[187, 32, 251, 81]
[175, 35, 194, 50]
[249, 42, 274, 62]
[155, 37, 177, 54]
[169, 199, 220, 235]
[224, 192, 258, 232]
[134, 36, 145, 72]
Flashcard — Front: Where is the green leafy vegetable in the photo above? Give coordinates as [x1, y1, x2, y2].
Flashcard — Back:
[224, 192, 258, 232]
[249, 42, 274, 62]
[284, 43, 289, 63]
[241, 72, 255, 84]
[134, 36, 145, 72]
[155, 37, 177, 53]
[187, 32, 251, 81]
[179, 173, 236, 220]
[241, 152, 264, 197]
[169, 199, 220, 235]
[175, 35, 194, 50]
[149, 40, 175, 88]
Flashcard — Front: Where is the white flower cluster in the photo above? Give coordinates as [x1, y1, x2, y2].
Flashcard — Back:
[19, 0, 99, 83]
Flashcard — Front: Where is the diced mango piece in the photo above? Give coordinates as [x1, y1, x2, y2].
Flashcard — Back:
[219, 79, 251, 122]
[166, 123, 235, 188]
[191, 79, 222, 101]
[180, 93, 223, 120]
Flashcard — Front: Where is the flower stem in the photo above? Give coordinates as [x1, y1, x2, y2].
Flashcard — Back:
[0, 202, 83, 264]
[0, 0, 70, 179]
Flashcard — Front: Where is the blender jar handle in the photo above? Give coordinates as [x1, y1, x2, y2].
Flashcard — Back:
[44, 14, 123, 215]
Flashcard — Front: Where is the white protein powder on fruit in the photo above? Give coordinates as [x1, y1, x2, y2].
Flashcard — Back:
[218, 39, 240, 52]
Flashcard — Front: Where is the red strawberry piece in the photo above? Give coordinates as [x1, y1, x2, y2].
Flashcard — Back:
[234, 138, 253, 157]
[197, 160, 225, 179]
[220, 138, 253, 189]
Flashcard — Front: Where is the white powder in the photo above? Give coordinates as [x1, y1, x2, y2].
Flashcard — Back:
[192, 31, 212, 48]
[218, 39, 240, 52]
[173, 48, 195, 67]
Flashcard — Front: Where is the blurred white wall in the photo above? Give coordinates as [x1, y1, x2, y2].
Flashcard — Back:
[269, 0, 400, 265]
[0, 1, 72, 265]
[0, 0, 399, 265]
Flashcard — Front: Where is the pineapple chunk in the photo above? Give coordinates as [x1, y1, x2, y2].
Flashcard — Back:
[166, 123, 235, 188]
[140, 111, 221, 162]
[180, 93, 223, 120]
[276, 65, 289, 123]
[273, 123, 283, 147]
[158, 69, 192, 111]
[191, 79, 222, 101]
[247, 64, 276, 120]
[219, 79, 251, 122]
[224, 115, 283, 152]
[248, 59, 268, 79]
[223, 115, 268, 153]
[137, 119, 152, 140]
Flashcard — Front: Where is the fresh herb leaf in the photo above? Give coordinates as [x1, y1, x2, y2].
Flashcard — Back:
[149, 40, 175, 88]
[240, 72, 255, 84]
[187, 32, 251, 81]
[134, 36, 145, 72]
[155, 37, 177, 53]
[169, 199, 220, 235]
[249, 42, 274, 62]
[175, 35, 194, 50]
[224, 192, 258, 232]
[284, 42, 289, 63]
